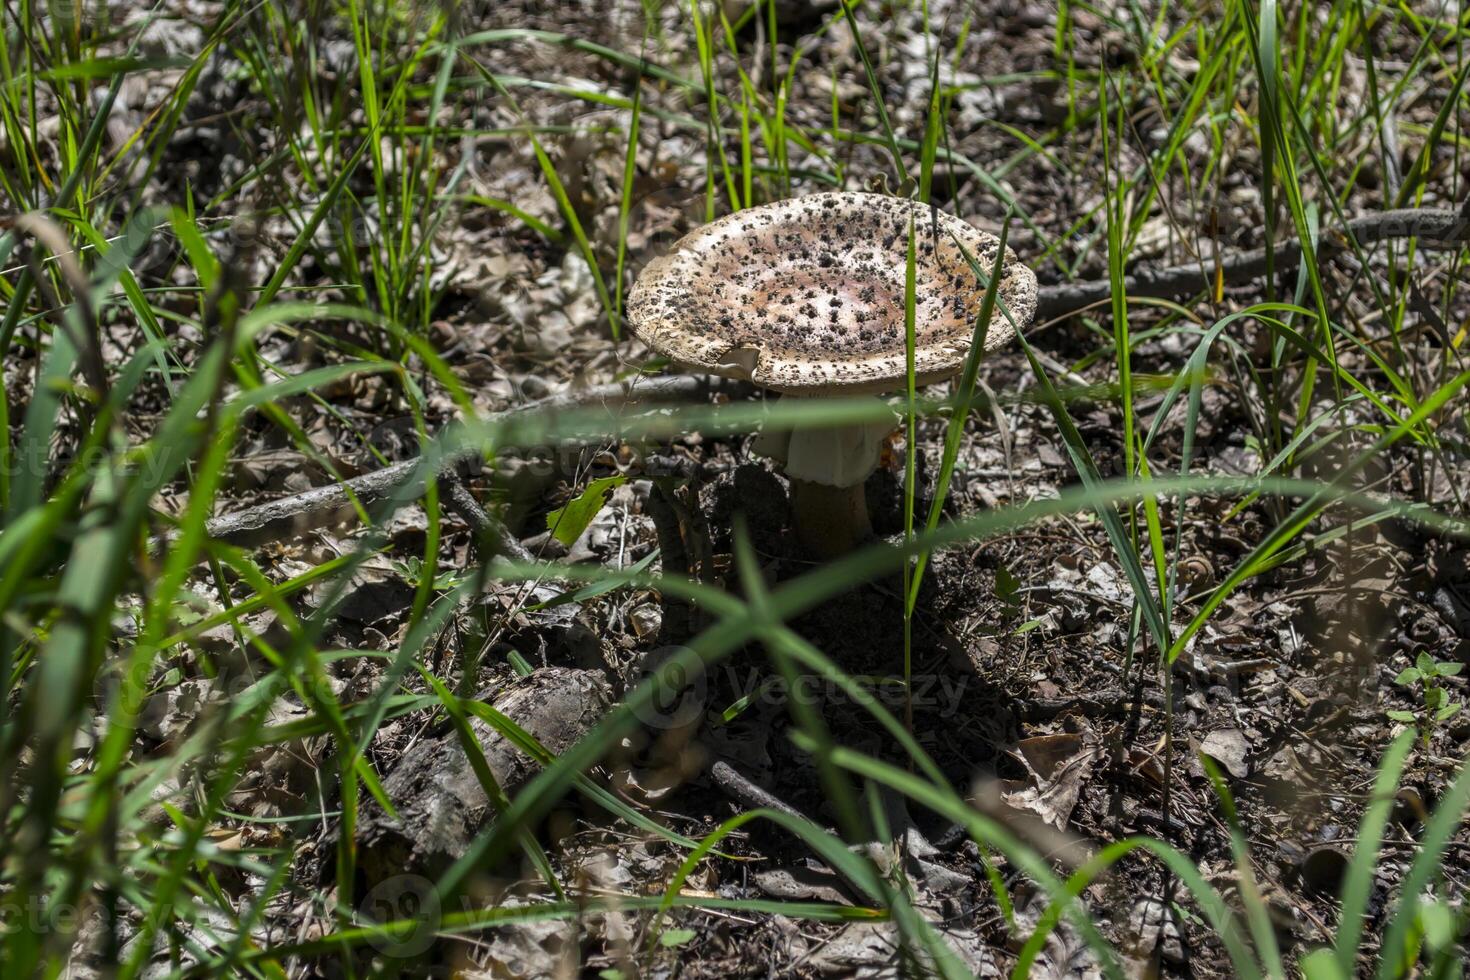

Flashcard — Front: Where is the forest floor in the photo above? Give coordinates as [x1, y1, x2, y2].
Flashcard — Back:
[6, 0, 1470, 976]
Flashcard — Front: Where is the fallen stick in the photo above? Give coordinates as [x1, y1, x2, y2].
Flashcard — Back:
[709, 760, 810, 823]
[438, 474, 536, 563]
[1033, 205, 1470, 321]
[204, 374, 748, 547]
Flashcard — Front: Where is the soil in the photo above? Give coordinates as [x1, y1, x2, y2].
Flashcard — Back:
[31, 0, 1470, 975]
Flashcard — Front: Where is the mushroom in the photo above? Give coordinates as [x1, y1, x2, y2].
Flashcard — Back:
[627, 191, 1037, 557]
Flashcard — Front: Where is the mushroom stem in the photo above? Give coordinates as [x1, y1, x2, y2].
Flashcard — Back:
[789, 477, 873, 558]
[753, 404, 894, 558]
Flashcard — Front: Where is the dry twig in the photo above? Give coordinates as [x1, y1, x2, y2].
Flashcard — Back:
[204, 374, 749, 546]
[1034, 205, 1469, 321]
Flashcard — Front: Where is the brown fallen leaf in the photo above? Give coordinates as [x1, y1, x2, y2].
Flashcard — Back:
[1001, 730, 1105, 830]
[1011, 887, 1105, 979]
[1198, 727, 1252, 780]
[755, 866, 855, 905]
[1125, 747, 1166, 787]
[968, 727, 1102, 875]
[1125, 896, 1185, 971]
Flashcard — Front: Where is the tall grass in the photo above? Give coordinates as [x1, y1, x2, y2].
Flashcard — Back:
[2, 0, 1469, 975]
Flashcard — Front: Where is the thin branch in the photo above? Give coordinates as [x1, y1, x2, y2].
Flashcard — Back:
[1034, 205, 1470, 321]
[438, 474, 535, 563]
[203, 374, 749, 546]
[709, 760, 809, 822]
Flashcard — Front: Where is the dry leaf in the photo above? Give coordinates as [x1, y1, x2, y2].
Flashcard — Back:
[1199, 728, 1252, 779]
[1002, 731, 1104, 830]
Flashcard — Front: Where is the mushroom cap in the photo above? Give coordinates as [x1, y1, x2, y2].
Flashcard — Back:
[627, 192, 1038, 394]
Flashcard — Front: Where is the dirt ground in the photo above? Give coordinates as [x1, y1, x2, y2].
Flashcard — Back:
[28, 0, 1470, 975]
